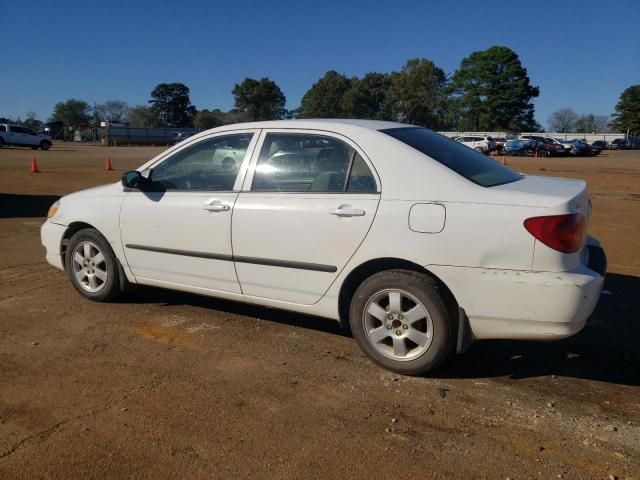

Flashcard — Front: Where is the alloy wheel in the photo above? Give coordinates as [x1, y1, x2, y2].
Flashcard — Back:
[71, 241, 108, 293]
[362, 289, 434, 361]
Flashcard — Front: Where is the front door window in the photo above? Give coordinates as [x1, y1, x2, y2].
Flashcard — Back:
[151, 133, 253, 191]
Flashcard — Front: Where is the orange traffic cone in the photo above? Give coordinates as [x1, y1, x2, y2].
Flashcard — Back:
[105, 156, 113, 171]
[30, 157, 40, 173]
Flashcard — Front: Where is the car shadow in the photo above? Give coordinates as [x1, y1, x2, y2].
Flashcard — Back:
[441, 272, 640, 386]
[119, 286, 348, 337]
[0, 193, 61, 218]
[120, 272, 639, 386]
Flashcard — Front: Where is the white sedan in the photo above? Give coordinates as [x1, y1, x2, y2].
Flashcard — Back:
[41, 119, 606, 375]
[453, 135, 496, 153]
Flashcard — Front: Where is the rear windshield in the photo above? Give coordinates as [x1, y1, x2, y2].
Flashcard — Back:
[381, 127, 522, 187]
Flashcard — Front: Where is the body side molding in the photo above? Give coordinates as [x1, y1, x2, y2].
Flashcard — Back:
[125, 244, 337, 273]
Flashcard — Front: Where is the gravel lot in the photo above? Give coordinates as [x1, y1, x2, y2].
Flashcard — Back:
[1, 144, 638, 479]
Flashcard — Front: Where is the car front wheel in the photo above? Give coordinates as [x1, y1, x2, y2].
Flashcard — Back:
[40, 141, 51, 150]
[349, 270, 453, 375]
[65, 228, 124, 302]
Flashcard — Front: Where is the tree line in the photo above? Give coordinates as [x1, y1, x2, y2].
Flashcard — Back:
[3, 45, 638, 135]
[547, 86, 640, 135]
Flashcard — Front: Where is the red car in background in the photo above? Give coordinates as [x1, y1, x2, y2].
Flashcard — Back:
[493, 137, 507, 152]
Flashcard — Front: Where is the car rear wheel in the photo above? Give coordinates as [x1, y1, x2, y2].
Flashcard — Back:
[349, 270, 453, 375]
[65, 228, 124, 302]
[40, 141, 51, 150]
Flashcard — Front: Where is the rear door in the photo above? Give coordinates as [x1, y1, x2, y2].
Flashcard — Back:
[232, 130, 380, 305]
[120, 130, 258, 293]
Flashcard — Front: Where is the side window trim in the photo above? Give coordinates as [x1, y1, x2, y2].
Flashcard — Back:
[342, 149, 357, 192]
[240, 128, 380, 194]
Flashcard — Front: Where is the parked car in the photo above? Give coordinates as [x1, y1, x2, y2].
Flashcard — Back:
[503, 139, 537, 156]
[171, 131, 195, 144]
[550, 137, 574, 155]
[0, 124, 52, 150]
[543, 137, 568, 156]
[493, 137, 507, 152]
[505, 139, 555, 157]
[453, 135, 496, 153]
[570, 139, 601, 156]
[520, 135, 564, 156]
[610, 138, 628, 150]
[41, 120, 606, 375]
[591, 140, 608, 150]
[584, 140, 603, 156]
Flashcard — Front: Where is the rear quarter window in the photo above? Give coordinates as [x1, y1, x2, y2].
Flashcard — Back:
[381, 127, 522, 188]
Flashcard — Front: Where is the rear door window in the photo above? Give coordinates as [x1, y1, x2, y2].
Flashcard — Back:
[252, 133, 377, 192]
[347, 154, 377, 192]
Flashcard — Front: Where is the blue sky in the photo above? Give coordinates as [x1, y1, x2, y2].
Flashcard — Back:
[1, 0, 638, 128]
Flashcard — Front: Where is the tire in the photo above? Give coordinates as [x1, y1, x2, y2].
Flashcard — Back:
[538, 150, 548, 158]
[349, 270, 453, 375]
[40, 141, 51, 150]
[65, 228, 124, 302]
[474, 147, 483, 153]
[0, 137, 4, 148]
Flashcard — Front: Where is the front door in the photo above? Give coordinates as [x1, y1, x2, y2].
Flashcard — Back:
[120, 130, 258, 293]
[232, 131, 380, 305]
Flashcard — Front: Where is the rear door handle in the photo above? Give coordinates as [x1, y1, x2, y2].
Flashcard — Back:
[203, 199, 230, 212]
[329, 205, 366, 217]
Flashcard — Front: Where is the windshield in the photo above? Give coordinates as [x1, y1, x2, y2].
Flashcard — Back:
[381, 127, 522, 187]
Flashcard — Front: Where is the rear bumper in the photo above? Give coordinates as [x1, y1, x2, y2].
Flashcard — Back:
[41, 220, 66, 270]
[428, 254, 606, 341]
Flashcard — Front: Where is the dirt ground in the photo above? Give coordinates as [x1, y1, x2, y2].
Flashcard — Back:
[0, 144, 638, 479]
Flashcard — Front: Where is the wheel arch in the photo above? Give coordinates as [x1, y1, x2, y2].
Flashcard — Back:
[337, 257, 459, 329]
[60, 221, 99, 269]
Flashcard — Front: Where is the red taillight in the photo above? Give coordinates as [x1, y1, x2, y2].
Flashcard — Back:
[524, 214, 586, 253]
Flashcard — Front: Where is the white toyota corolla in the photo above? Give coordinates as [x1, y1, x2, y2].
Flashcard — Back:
[41, 119, 606, 375]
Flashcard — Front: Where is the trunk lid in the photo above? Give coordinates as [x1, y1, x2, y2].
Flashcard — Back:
[491, 175, 590, 216]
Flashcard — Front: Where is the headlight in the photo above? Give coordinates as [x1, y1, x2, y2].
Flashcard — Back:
[47, 200, 60, 218]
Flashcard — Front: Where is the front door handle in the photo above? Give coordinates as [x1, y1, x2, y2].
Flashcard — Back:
[329, 205, 366, 217]
[203, 199, 230, 212]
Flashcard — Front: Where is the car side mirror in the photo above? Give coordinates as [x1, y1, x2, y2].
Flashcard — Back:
[121, 170, 149, 190]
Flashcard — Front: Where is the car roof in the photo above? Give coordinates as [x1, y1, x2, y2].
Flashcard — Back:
[210, 119, 417, 132]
